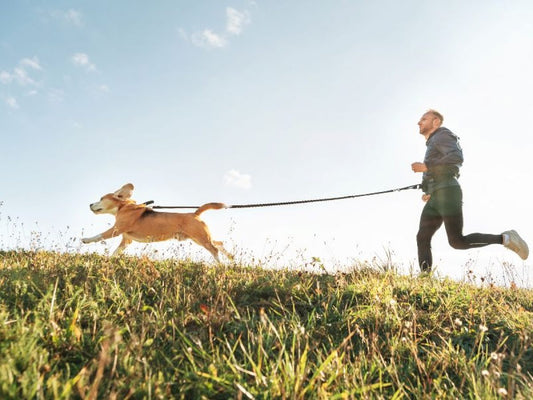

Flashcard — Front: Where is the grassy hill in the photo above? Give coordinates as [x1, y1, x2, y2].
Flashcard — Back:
[0, 250, 532, 399]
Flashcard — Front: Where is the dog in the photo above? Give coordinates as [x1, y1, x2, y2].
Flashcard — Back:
[81, 183, 232, 262]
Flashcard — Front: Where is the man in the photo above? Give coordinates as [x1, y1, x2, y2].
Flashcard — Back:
[411, 109, 528, 272]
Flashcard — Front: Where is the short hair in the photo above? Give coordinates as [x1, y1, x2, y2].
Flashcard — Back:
[426, 109, 444, 124]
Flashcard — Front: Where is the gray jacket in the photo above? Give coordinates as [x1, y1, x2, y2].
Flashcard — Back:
[422, 127, 463, 194]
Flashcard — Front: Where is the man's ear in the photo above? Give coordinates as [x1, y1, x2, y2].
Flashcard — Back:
[114, 183, 134, 199]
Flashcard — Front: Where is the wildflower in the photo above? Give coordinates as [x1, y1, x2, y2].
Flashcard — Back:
[389, 299, 397, 307]
[497, 388, 508, 396]
[404, 321, 413, 329]
[491, 352, 499, 360]
[454, 318, 463, 327]
[200, 304, 210, 315]
[479, 324, 488, 333]
[481, 370, 490, 378]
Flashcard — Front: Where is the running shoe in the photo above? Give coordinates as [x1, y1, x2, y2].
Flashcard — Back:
[503, 230, 529, 260]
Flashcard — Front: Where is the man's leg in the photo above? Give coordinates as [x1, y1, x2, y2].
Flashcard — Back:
[440, 186, 503, 249]
[444, 217, 503, 249]
[417, 202, 443, 272]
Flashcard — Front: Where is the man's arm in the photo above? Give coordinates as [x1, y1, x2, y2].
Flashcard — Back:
[411, 162, 431, 202]
[427, 131, 463, 167]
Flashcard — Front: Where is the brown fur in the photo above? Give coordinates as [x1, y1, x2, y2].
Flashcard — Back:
[81, 183, 232, 261]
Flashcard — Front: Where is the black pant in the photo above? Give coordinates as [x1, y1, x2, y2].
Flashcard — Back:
[416, 185, 502, 271]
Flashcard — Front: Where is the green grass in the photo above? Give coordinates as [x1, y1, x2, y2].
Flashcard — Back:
[0, 250, 532, 399]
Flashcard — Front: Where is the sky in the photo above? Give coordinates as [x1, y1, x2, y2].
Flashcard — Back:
[1, 1, 532, 286]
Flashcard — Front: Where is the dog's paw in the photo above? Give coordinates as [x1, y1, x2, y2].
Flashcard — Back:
[81, 234, 103, 244]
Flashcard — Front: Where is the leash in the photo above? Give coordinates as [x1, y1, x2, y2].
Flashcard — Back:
[142, 183, 421, 210]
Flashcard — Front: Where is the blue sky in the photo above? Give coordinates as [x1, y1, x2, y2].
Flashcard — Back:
[1, 1, 532, 285]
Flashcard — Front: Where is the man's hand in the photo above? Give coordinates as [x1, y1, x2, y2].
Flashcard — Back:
[422, 194, 431, 202]
[411, 162, 428, 173]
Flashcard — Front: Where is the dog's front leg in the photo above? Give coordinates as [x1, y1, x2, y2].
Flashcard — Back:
[81, 226, 120, 244]
[81, 234, 104, 244]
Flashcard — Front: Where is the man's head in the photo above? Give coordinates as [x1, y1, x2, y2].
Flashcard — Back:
[418, 109, 443, 138]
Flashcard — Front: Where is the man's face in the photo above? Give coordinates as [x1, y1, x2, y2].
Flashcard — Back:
[418, 112, 439, 136]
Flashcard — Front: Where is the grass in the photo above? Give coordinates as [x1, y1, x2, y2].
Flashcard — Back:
[0, 250, 532, 399]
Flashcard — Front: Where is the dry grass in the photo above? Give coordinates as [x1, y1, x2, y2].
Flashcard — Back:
[1, 249, 532, 399]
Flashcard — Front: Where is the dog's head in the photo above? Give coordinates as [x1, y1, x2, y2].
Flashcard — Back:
[89, 183, 135, 215]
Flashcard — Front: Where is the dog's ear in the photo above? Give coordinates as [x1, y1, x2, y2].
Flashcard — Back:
[114, 183, 134, 200]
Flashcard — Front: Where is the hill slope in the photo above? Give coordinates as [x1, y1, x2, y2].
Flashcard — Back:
[1, 250, 532, 399]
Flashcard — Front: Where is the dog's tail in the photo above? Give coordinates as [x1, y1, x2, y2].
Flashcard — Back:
[195, 202, 227, 216]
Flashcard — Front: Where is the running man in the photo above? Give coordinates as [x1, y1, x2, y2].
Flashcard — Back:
[411, 109, 528, 272]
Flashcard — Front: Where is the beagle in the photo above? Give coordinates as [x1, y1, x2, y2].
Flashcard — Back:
[81, 183, 232, 262]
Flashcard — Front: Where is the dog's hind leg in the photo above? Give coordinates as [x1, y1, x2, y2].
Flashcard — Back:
[190, 235, 221, 262]
[204, 242, 221, 263]
[112, 236, 132, 257]
[213, 241, 233, 261]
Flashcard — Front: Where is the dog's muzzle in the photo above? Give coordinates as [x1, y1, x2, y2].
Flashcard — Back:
[89, 204, 103, 213]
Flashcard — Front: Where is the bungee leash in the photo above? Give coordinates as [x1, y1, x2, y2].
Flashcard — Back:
[142, 183, 421, 210]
